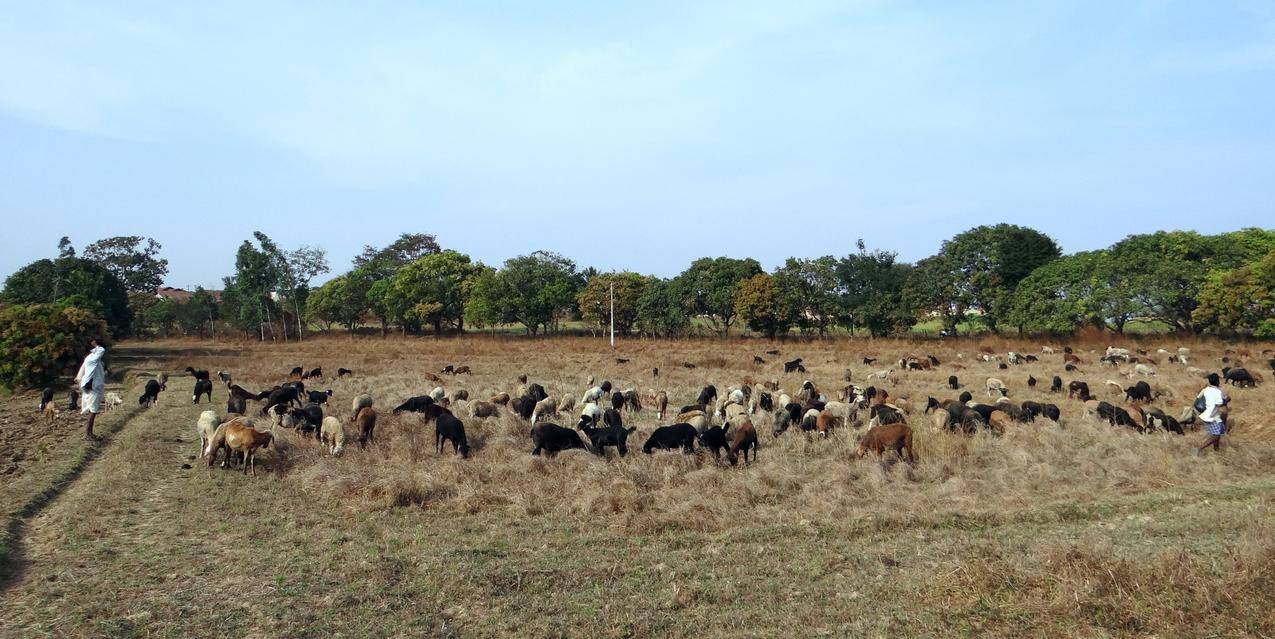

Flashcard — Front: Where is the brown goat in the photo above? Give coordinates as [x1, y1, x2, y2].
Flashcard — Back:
[355, 407, 378, 449]
[489, 392, 510, 406]
[815, 410, 840, 438]
[650, 390, 668, 420]
[726, 420, 758, 466]
[856, 422, 915, 463]
[205, 418, 274, 476]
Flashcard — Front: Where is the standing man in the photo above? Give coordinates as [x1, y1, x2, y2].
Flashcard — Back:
[75, 339, 107, 440]
[1192, 373, 1228, 457]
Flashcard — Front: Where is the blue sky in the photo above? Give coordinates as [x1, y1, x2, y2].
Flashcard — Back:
[2, 1, 1273, 289]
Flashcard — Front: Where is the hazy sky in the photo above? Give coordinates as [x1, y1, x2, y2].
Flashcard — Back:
[2, 1, 1273, 289]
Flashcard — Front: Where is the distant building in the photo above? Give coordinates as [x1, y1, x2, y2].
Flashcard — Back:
[154, 286, 221, 302]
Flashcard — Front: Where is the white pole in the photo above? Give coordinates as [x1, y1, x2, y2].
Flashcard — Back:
[609, 281, 615, 348]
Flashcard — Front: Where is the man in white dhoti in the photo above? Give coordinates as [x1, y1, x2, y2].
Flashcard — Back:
[75, 339, 107, 439]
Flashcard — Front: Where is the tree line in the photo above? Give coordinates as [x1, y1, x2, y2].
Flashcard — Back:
[1, 225, 1272, 387]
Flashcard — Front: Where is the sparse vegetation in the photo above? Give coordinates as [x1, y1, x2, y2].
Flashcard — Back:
[1, 334, 1272, 637]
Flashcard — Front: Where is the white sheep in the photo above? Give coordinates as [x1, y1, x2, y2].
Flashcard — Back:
[1041, 346, 1055, 354]
[320, 416, 346, 455]
[558, 393, 575, 414]
[723, 402, 748, 426]
[195, 410, 221, 458]
[985, 378, 1008, 397]
[1007, 352, 1022, 365]
[1132, 364, 1156, 377]
[581, 386, 604, 404]
[579, 402, 601, 424]
[1105, 380, 1124, 395]
[429, 386, 446, 402]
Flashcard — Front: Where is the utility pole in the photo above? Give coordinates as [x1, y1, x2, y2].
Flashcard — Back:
[609, 281, 615, 348]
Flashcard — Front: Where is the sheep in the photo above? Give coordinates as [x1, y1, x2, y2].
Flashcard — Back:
[195, 410, 221, 457]
[435, 413, 470, 458]
[558, 393, 575, 414]
[1105, 380, 1124, 395]
[582, 386, 605, 405]
[320, 416, 347, 455]
[578, 402, 602, 428]
[453, 366, 472, 375]
[1041, 346, 1055, 354]
[429, 386, 447, 402]
[1131, 363, 1156, 377]
[351, 394, 373, 419]
[530, 397, 558, 425]
[985, 378, 1008, 398]
[470, 401, 499, 418]
[355, 407, 377, 449]
[987, 410, 1014, 433]
[855, 422, 915, 463]
[490, 392, 511, 405]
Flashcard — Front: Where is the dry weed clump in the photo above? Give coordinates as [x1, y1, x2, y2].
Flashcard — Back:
[147, 334, 1275, 533]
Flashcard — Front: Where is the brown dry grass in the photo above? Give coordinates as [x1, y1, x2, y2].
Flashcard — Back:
[1, 334, 1273, 637]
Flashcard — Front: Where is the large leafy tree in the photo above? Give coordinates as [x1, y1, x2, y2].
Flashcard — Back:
[929, 224, 1062, 332]
[352, 233, 442, 278]
[464, 251, 582, 335]
[1111, 229, 1275, 332]
[577, 272, 648, 335]
[381, 250, 480, 335]
[836, 242, 916, 337]
[1004, 250, 1139, 334]
[219, 238, 281, 339]
[634, 278, 690, 338]
[734, 273, 795, 338]
[0, 304, 110, 389]
[671, 257, 763, 335]
[773, 256, 840, 336]
[82, 236, 169, 293]
[3, 257, 132, 336]
[1192, 250, 1275, 337]
[305, 275, 368, 333]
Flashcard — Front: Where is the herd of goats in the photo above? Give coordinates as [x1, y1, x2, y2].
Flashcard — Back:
[47, 345, 1268, 477]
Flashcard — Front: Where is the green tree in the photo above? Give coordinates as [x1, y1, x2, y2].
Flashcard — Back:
[634, 278, 690, 338]
[0, 304, 110, 389]
[82, 236, 169, 293]
[1004, 250, 1139, 334]
[462, 265, 504, 331]
[577, 272, 648, 335]
[835, 242, 916, 337]
[219, 238, 281, 339]
[3, 257, 132, 336]
[904, 255, 965, 335]
[352, 233, 442, 277]
[1192, 250, 1275, 336]
[930, 224, 1062, 332]
[734, 273, 795, 337]
[671, 257, 763, 335]
[381, 250, 480, 335]
[773, 256, 840, 336]
[305, 275, 367, 333]
[467, 251, 581, 335]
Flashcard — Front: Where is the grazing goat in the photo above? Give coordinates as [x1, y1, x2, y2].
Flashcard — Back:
[856, 422, 915, 463]
[303, 367, 323, 379]
[783, 358, 806, 373]
[698, 426, 728, 459]
[531, 397, 558, 425]
[1050, 376, 1062, 393]
[226, 396, 246, 415]
[1223, 367, 1257, 388]
[1125, 381, 1153, 403]
[185, 367, 211, 381]
[307, 389, 333, 404]
[320, 416, 347, 455]
[531, 423, 585, 456]
[139, 379, 164, 407]
[642, 423, 697, 454]
[470, 401, 499, 418]
[205, 418, 273, 476]
[579, 422, 637, 457]
[489, 392, 510, 405]
[985, 378, 1008, 398]
[435, 413, 470, 458]
[39, 387, 55, 411]
[726, 421, 758, 466]
[192, 379, 213, 404]
[1068, 381, 1091, 401]
[337, 368, 353, 377]
[393, 395, 435, 414]
[355, 407, 377, 449]
[948, 375, 959, 390]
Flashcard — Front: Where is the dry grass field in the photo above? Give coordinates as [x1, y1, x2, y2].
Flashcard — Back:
[2, 334, 1274, 638]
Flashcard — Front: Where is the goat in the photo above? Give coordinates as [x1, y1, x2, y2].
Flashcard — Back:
[435, 413, 470, 458]
[650, 390, 669, 420]
[530, 423, 585, 456]
[185, 367, 211, 381]
[1067, 381, 1091, 401]
[355, 407, 377, 449]
[192, 379, 213, 404]
[948, 375, 959, 390]
[392, 395, 435, 414]
[217, 371, 232, 384]
[985, 378, 1008, 398]
[856, 422, 915, 463]
[260, 383, 305, 415]
[205, 418, 273, 476]
[783, 358, 805, 373]
[698, 426, 729, 459]
[337, 368, 353, 377]
[642, 423, 697, 454]
[1050, 376, 1062, 393]
[307, 389, 334, 404]
[579, 422, 637, 457]
[531, 397, 558, 425]
[303, 367, 323, 379]
[139, 379, 163, 407]
[725, 420, 758, 466]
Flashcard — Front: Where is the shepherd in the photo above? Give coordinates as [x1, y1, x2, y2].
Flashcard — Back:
[75, 339, 107, 440]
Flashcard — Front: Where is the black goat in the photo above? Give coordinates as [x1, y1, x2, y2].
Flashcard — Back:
[184, 367, 210, 381]
[579, 423, 637, 457]
[392, 395, 435, 414]
[531, 423, 586, 456]
[307, 389, 334, 404]
[435, 413, 470, 458]
[192, 379, 213, 404]
[138, 379, 163, 407]
[642, 423, 697, 454]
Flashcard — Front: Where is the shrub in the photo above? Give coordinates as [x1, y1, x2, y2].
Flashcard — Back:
[0, 304, 109, 389]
